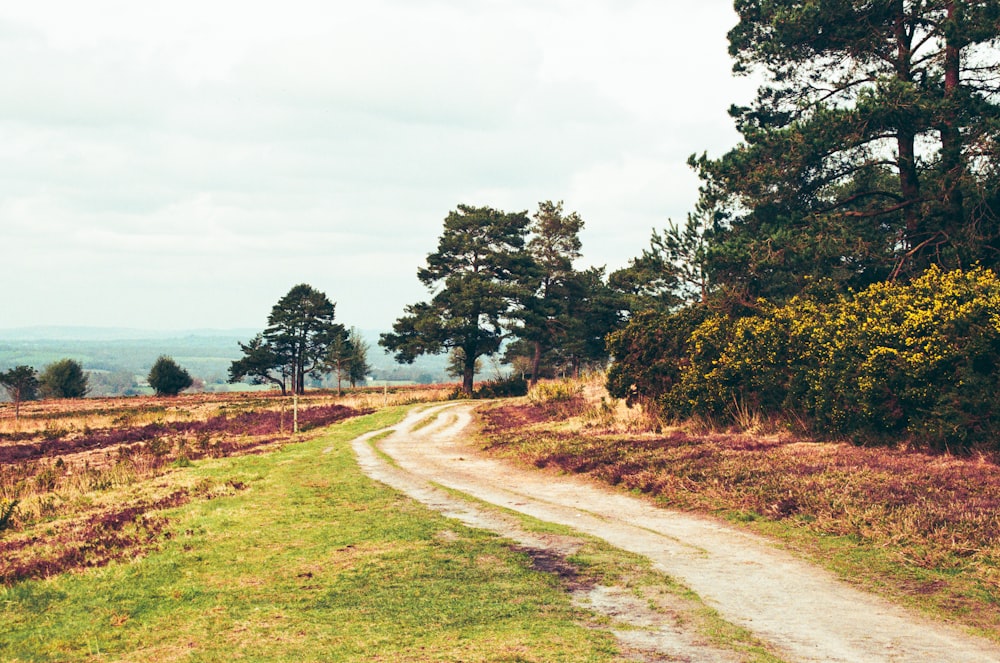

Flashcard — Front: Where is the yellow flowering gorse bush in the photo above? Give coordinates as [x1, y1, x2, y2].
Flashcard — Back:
[612, 267, 1000, 449]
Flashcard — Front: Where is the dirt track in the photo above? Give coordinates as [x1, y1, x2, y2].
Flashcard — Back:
[348, 403, 1000, 662]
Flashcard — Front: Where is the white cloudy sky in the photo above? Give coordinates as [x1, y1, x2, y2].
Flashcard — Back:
[1, 0, 754, 332]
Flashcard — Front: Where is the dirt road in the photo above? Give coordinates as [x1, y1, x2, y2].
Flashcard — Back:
[348, 403, 1000, 662]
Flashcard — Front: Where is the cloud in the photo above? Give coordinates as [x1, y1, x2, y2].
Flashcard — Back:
[0, 0, 752, 330]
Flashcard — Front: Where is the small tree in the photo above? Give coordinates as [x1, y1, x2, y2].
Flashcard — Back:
[0, 365, 39, 419]
[347, 328, 371, 388]
[39, 358, 89, 399]
[515, 201, 586, 386]
[325, 332, 353, 395]
[148, 356, 193, 396]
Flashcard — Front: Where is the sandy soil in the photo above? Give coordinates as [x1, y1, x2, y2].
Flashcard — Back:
[347, 403, 1000, 663]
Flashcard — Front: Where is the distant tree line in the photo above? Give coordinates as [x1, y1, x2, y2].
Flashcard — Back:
[1, 285, 374, 410]
[0, 355, 199, 415]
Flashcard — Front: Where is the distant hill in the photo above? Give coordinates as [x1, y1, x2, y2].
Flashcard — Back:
[0, 326, 258, 342]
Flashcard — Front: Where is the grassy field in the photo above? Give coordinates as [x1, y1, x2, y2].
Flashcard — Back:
[1, 405, 631, 662]
[14, 376, 998, 658]
[480, 379, 1000, 640]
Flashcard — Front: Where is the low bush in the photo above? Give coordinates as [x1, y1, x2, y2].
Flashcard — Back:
[527, 380, 583, 405]
[476, 375, 529, 398]
[447, 376, 529, 400]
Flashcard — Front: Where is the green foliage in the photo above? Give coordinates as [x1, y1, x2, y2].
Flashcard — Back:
[381, 204, 532, 396]
[609, 213, 711, 312]
[605, 306, 710, 407]
[325, 328, 372, 392]
[515, 201, 586, 382]
[0, 499, 18, 532]
[228, 334, 286, 393]
[147, 356, 193, 397]
[0, 365, 39, 418]
[627, 268, 1000, 450]
[347, 328, 370, 387]
[230, 284, 346, 395]
[38, 359, 89, 399]
[795, 266, 1000, 448]
[474, 375, 529, 399]
[693, 0, 1000, 306]
[555, 266, 622, 375]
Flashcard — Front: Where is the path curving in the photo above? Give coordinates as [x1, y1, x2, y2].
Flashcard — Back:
[348, 403, 1000, 663]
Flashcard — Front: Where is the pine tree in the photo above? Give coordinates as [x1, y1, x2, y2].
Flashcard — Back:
[381, 204, 531, 396]
[39, 359, 89, 399]
[699, 0, 1000, 303]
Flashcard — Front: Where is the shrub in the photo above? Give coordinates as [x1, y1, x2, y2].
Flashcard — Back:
[39, 359, 89, 399]
[605, 306, 709, 407]
[527, 380, 583, 406]
[475, 376, 528, 398]
[796, 266, 1000, 449]
[147, 356, 193, 397]
[611, 267, 1000, 450]
[447, 376, 528, 400]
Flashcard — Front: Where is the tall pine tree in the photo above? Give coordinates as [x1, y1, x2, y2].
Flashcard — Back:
[381, 205, 531, 396]
[698, 0, 1000, 304]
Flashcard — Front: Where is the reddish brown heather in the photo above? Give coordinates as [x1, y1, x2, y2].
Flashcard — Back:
[0, 491, 191, 584]
[481, 402, 1000, 631]
[0, 393, 380, 587]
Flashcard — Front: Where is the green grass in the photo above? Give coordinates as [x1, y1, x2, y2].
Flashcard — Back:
[0, 407, 619, 662]
[433, 483, 785, 663]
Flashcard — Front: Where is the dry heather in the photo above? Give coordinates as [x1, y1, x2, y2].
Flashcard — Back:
[482, 378, 1000, 635]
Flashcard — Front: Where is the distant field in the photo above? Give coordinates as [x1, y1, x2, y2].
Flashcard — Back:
[0, 328, 455, 396]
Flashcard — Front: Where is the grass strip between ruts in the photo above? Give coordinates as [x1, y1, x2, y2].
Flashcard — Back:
[0, 406, 620, 662]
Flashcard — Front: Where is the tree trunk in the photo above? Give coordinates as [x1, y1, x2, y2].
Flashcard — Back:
[940, 1, 964, 235]
[530, 340, 542, 387]
[463, 352, 476, 396]
[893, 6, 923, 270]
[899, 128, 922, 240]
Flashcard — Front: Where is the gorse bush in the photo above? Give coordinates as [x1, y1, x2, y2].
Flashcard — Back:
[609, 267, 1000, 451]
[447, 375, 528, 400]
[475, 375, 529, 398]
[606, 306, 709, 407]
